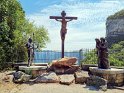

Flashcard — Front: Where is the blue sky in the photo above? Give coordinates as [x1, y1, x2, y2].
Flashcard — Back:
[19, 0, 124, 50]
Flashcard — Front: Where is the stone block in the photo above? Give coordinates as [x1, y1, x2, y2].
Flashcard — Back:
[108, 74, 116, 80]
[34, 72, 59, 83]
[115, 78, 124, 83]
[74, 71, 89, 84]
[116, 74, 124, 80]
[59, 74, 75, 85]
[102, 74, 108, 79]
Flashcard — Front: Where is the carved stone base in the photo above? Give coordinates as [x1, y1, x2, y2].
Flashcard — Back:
[89, 67, 124, 86]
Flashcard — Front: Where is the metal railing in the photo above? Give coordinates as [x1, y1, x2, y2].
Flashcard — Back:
[34, 50, 81, 64]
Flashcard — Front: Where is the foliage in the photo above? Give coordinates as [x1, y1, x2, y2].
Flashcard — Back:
[81, 41, 124, 67]
[81, 49, 97, 64]
[109, 41, 124, 66]
[107, 9, 124, 20]
[0, 0, 24, 69]
[0, 0, 50, 70]
[20, 20, 50, 49]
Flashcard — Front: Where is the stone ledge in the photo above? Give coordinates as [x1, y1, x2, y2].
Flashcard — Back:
[89, 67, 124, 74]
[32, 63, 48, 66]
[19, 66, 47, 70]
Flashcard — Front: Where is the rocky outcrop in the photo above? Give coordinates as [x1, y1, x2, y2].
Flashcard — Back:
[34, 72, 59, 83]
[106, 9, 124, 47]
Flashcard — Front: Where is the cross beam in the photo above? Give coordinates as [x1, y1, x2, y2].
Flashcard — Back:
[50, 11, 77, 58]
[50, 16, 77, 20]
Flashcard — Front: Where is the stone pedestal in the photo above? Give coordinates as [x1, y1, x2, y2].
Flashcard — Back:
[19, 66, 47, 78]
[89, 67, 124, 86]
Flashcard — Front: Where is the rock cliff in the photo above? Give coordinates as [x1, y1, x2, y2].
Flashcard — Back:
[106, 9, 124, 47]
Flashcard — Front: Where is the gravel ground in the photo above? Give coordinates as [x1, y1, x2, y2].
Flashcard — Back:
[0, 71, 124, 93]
[0, 82, 124, 93]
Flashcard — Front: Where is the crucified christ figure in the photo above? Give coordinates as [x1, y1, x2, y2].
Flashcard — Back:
[55, 18, 73, 40]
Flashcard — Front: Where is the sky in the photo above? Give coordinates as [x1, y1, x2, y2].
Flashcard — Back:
[19, 0, 124, 50]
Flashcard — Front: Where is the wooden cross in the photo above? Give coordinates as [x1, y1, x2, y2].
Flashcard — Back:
[50, 11, 77, 58]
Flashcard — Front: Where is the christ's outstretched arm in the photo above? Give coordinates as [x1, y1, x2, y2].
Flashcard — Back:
[66, 19, 73, 22]
[55, 19, 61, 22]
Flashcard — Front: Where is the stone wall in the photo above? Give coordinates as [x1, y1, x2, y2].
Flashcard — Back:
[89, 67, 124, 86]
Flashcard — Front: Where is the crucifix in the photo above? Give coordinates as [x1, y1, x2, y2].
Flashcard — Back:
[50, 11, 77, 58]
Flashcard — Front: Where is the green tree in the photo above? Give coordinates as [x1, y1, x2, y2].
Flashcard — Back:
[0, 0, 50, 70]
[0, 0, 25, 69]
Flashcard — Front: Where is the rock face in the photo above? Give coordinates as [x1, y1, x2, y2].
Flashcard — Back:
[59, 74, 75, 85]
[106, 13, 124, 47]
[74, 71, 89, 84]
[86, 75, 107, 91]
[34, 72, 59, 83]
[13, 71, 31, 83]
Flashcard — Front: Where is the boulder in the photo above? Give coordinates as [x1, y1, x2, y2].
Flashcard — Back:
[34, 72, 59, 83]
[49, 57, 79, 74]
[74, 71, 89, 84]
[13, 71, 31, 83]
[51, 57, 77, 67]
[59, 74, 75, 85]
[53, 65, 79, 74]
[86, 75, 107, 91]
[64, 65, 79, 74]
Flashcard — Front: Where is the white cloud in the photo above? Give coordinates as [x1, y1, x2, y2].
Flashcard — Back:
[27, 0, 124, 50]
